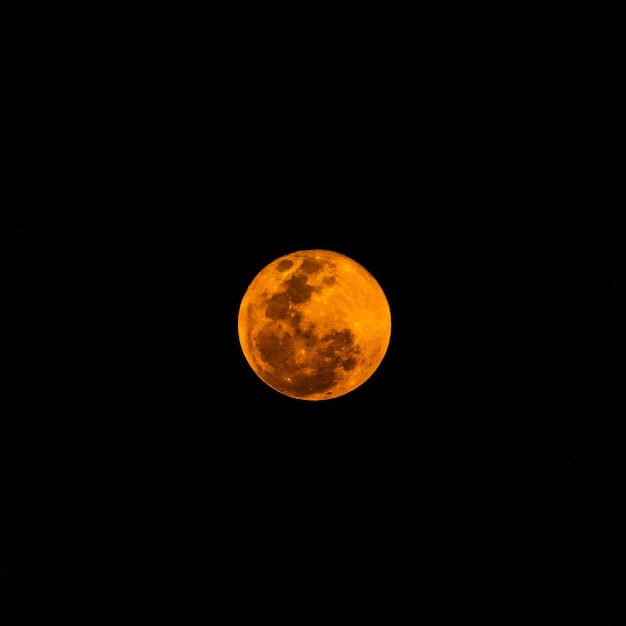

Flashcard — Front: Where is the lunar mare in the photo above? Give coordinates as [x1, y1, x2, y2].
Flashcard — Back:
[238, 249, 391, 400]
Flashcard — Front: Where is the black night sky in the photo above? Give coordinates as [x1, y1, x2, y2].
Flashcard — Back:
[6, 5, 625, 625]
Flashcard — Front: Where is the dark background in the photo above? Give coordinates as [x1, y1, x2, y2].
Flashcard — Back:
[5, 4, 625, 624]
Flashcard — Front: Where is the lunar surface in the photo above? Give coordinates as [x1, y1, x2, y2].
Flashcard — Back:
[238, 249, 391, 400]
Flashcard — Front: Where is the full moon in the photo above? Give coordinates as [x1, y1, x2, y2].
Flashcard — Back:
[238, 249, 391, 400]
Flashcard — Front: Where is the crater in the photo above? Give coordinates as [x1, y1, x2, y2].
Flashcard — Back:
[284, 274, 314, 304]
[341, 356, 357, 371]
[254, 323, 357, 398]
[264, 273, 315, 319]
[295, 322, 319, 347]
[255, 325, 338, 397]
[276, 259, 294, 272]
[299, 257, 324, 275]
[288, 369, 337, 397]
[256, 328, 295, 369]
[321, 329, 354, 351]
[265, 292, 290, 319]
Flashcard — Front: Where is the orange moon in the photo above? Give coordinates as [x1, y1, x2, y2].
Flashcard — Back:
[238, 249, 391, 400]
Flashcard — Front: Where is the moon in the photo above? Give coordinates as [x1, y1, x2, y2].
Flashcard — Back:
[238, 249, 391, 400]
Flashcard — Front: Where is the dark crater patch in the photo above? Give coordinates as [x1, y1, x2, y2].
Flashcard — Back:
[264, 272, 316, 322]
[265, 292, 290, 320]
[289, 310, 303, 327]
[299, 257, 324, 275]
[289, 369, 337, 397]
[341, 356, 357, 371]
[284, 274, 314, 304]
[321, 329, 354, 352]
[295, 322, 318, 347]
[256, 328, 295, 369]
[256, 325, 361, 398]
[276, 259, 294, 272]
[320, 329, 361, 372]
[322, 276, 336, 287]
